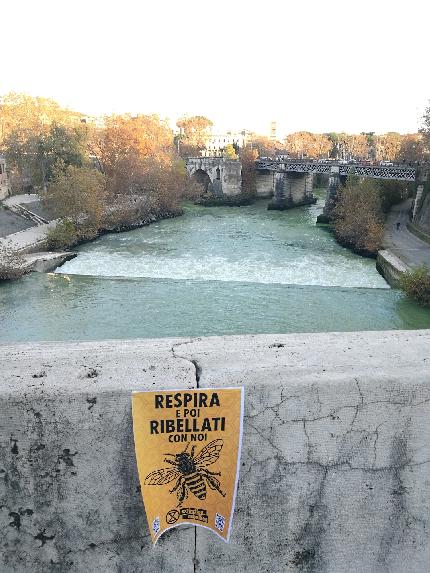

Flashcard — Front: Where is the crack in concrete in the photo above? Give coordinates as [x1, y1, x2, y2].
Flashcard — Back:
[246, 419, 430, 474]
[171, 339, 201, 389]
[171, 340, 200, 572]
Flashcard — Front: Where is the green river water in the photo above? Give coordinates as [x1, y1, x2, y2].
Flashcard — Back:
[1, 194, 430, 342]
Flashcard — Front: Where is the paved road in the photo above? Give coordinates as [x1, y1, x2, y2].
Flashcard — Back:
[383, 199, 430, 268]
[0, 208, 35, 237]
[0, 194, 57, 251]
[0, 221, 57, 252]
[3, 193, 41, 207]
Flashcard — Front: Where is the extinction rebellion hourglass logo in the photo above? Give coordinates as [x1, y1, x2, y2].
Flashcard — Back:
[132, 388, 244, 543]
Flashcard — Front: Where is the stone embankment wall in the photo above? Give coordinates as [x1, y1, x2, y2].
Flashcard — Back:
[412, 191, 430, 239]
[1, 331, 430, 572]
[376, 249, 411, 287]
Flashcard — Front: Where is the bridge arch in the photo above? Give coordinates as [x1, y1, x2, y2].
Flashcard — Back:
[186, 157, 242, 197]
[192, 168, 213, 194]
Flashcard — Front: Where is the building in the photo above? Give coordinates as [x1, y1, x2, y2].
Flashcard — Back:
[203, 130, 253, 156]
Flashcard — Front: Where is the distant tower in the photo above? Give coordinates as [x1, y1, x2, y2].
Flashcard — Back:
[270, 121, 277, 141]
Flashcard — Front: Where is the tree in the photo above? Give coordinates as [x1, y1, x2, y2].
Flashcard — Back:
[399, 265, 430, 307]
[176, 115, 213, 157]
[397, 133, 428, 163]
[0, 92, 82, 145]
[344, 134, 369, 160]
[374, 132, 402, 162]
[333, 178, 384, 255]
[224, 144, 238, 160]
[100, 114, 174, 197]
[284, 132, 331, 158]
[98, 113, 195, 224]
[1, 92, 87, 192]
[421, 103, 430, 146]
[239, 146, 258, 197]
[3, 123, 88, 191]
[44, 165, 107, 239]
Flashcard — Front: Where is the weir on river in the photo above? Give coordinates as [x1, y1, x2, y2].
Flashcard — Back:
[1, 193, 430, 341]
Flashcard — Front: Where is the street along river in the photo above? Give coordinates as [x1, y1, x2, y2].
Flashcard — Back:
[2, 194, 430, 342]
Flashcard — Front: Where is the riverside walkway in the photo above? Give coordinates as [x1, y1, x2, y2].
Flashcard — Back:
[0, 220, 57, 253]
[0, 194, 56, 253]
[383, 199, 430, 268]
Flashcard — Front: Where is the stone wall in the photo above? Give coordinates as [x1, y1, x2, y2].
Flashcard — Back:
[1, 331, 430, 572]
[413, 191, 430, 235]
[376, 249, 410, 287]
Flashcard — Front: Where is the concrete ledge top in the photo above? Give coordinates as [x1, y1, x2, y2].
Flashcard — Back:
[1, 330, 429, 394]
[0, 337, 197, 395]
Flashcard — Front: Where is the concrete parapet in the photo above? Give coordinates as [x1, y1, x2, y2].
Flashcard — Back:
[1, 332, 430, 572]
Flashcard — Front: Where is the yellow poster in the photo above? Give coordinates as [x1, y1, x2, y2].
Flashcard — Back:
[132, 387, 244, 544]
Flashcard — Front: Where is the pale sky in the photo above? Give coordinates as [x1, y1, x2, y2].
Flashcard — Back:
[2, 0, 429, 137]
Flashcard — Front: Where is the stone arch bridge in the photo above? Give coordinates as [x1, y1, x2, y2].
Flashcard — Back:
[186, 156, 424, 218]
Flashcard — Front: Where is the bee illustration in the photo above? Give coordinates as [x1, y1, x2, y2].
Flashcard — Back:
[144, 439, 226, 505]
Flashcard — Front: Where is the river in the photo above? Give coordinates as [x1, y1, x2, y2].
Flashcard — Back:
[1, 193, 430, 342]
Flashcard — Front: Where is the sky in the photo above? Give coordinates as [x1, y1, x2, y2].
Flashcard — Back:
[2, 0, 429, 137]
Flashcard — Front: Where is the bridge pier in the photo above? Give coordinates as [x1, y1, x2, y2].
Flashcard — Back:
[317, 166, 341, 223]
[255, 170, 274, 198]
[267, 172, 315, 210]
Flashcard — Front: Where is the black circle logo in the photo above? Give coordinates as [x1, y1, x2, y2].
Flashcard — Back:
[166, 509, 179, 524]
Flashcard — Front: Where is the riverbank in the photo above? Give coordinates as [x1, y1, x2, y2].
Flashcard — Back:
[381, 199, 430, 268]
[317, 196, 430, 284]
[0, 193, 183, 280]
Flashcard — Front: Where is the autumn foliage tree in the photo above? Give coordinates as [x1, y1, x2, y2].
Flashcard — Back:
[45, 164, 107, 240]
[333, 178, 384, 255]
[284, 132, 331, 158]
[4, 123, 87, 191]
[374, 132, 403, 162]
[176, 115, 213, 158]
[0, 92, 82, 144]
[0, 93, 86, 191]
[239, 146, 258, 197]
[396, 134, 428, 162]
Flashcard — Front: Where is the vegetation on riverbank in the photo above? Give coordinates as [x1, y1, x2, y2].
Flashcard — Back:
[399, 264, 430, 306]
[0, 94, 201, 250]
[332, 178, 412, 256]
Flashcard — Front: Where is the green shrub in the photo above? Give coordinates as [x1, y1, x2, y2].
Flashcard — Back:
[46, 220, 79, 250]
[399, 264, 430, 306]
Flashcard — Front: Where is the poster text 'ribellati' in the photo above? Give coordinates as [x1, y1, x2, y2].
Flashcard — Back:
[149, 392, 225, 440]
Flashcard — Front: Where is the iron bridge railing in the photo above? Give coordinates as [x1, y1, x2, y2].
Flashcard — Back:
[255, 160, 417, 182]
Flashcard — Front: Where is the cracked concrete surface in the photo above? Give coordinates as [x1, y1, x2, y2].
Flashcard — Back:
[175, 331, 430, 573]
[1, 331, 430, 572]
